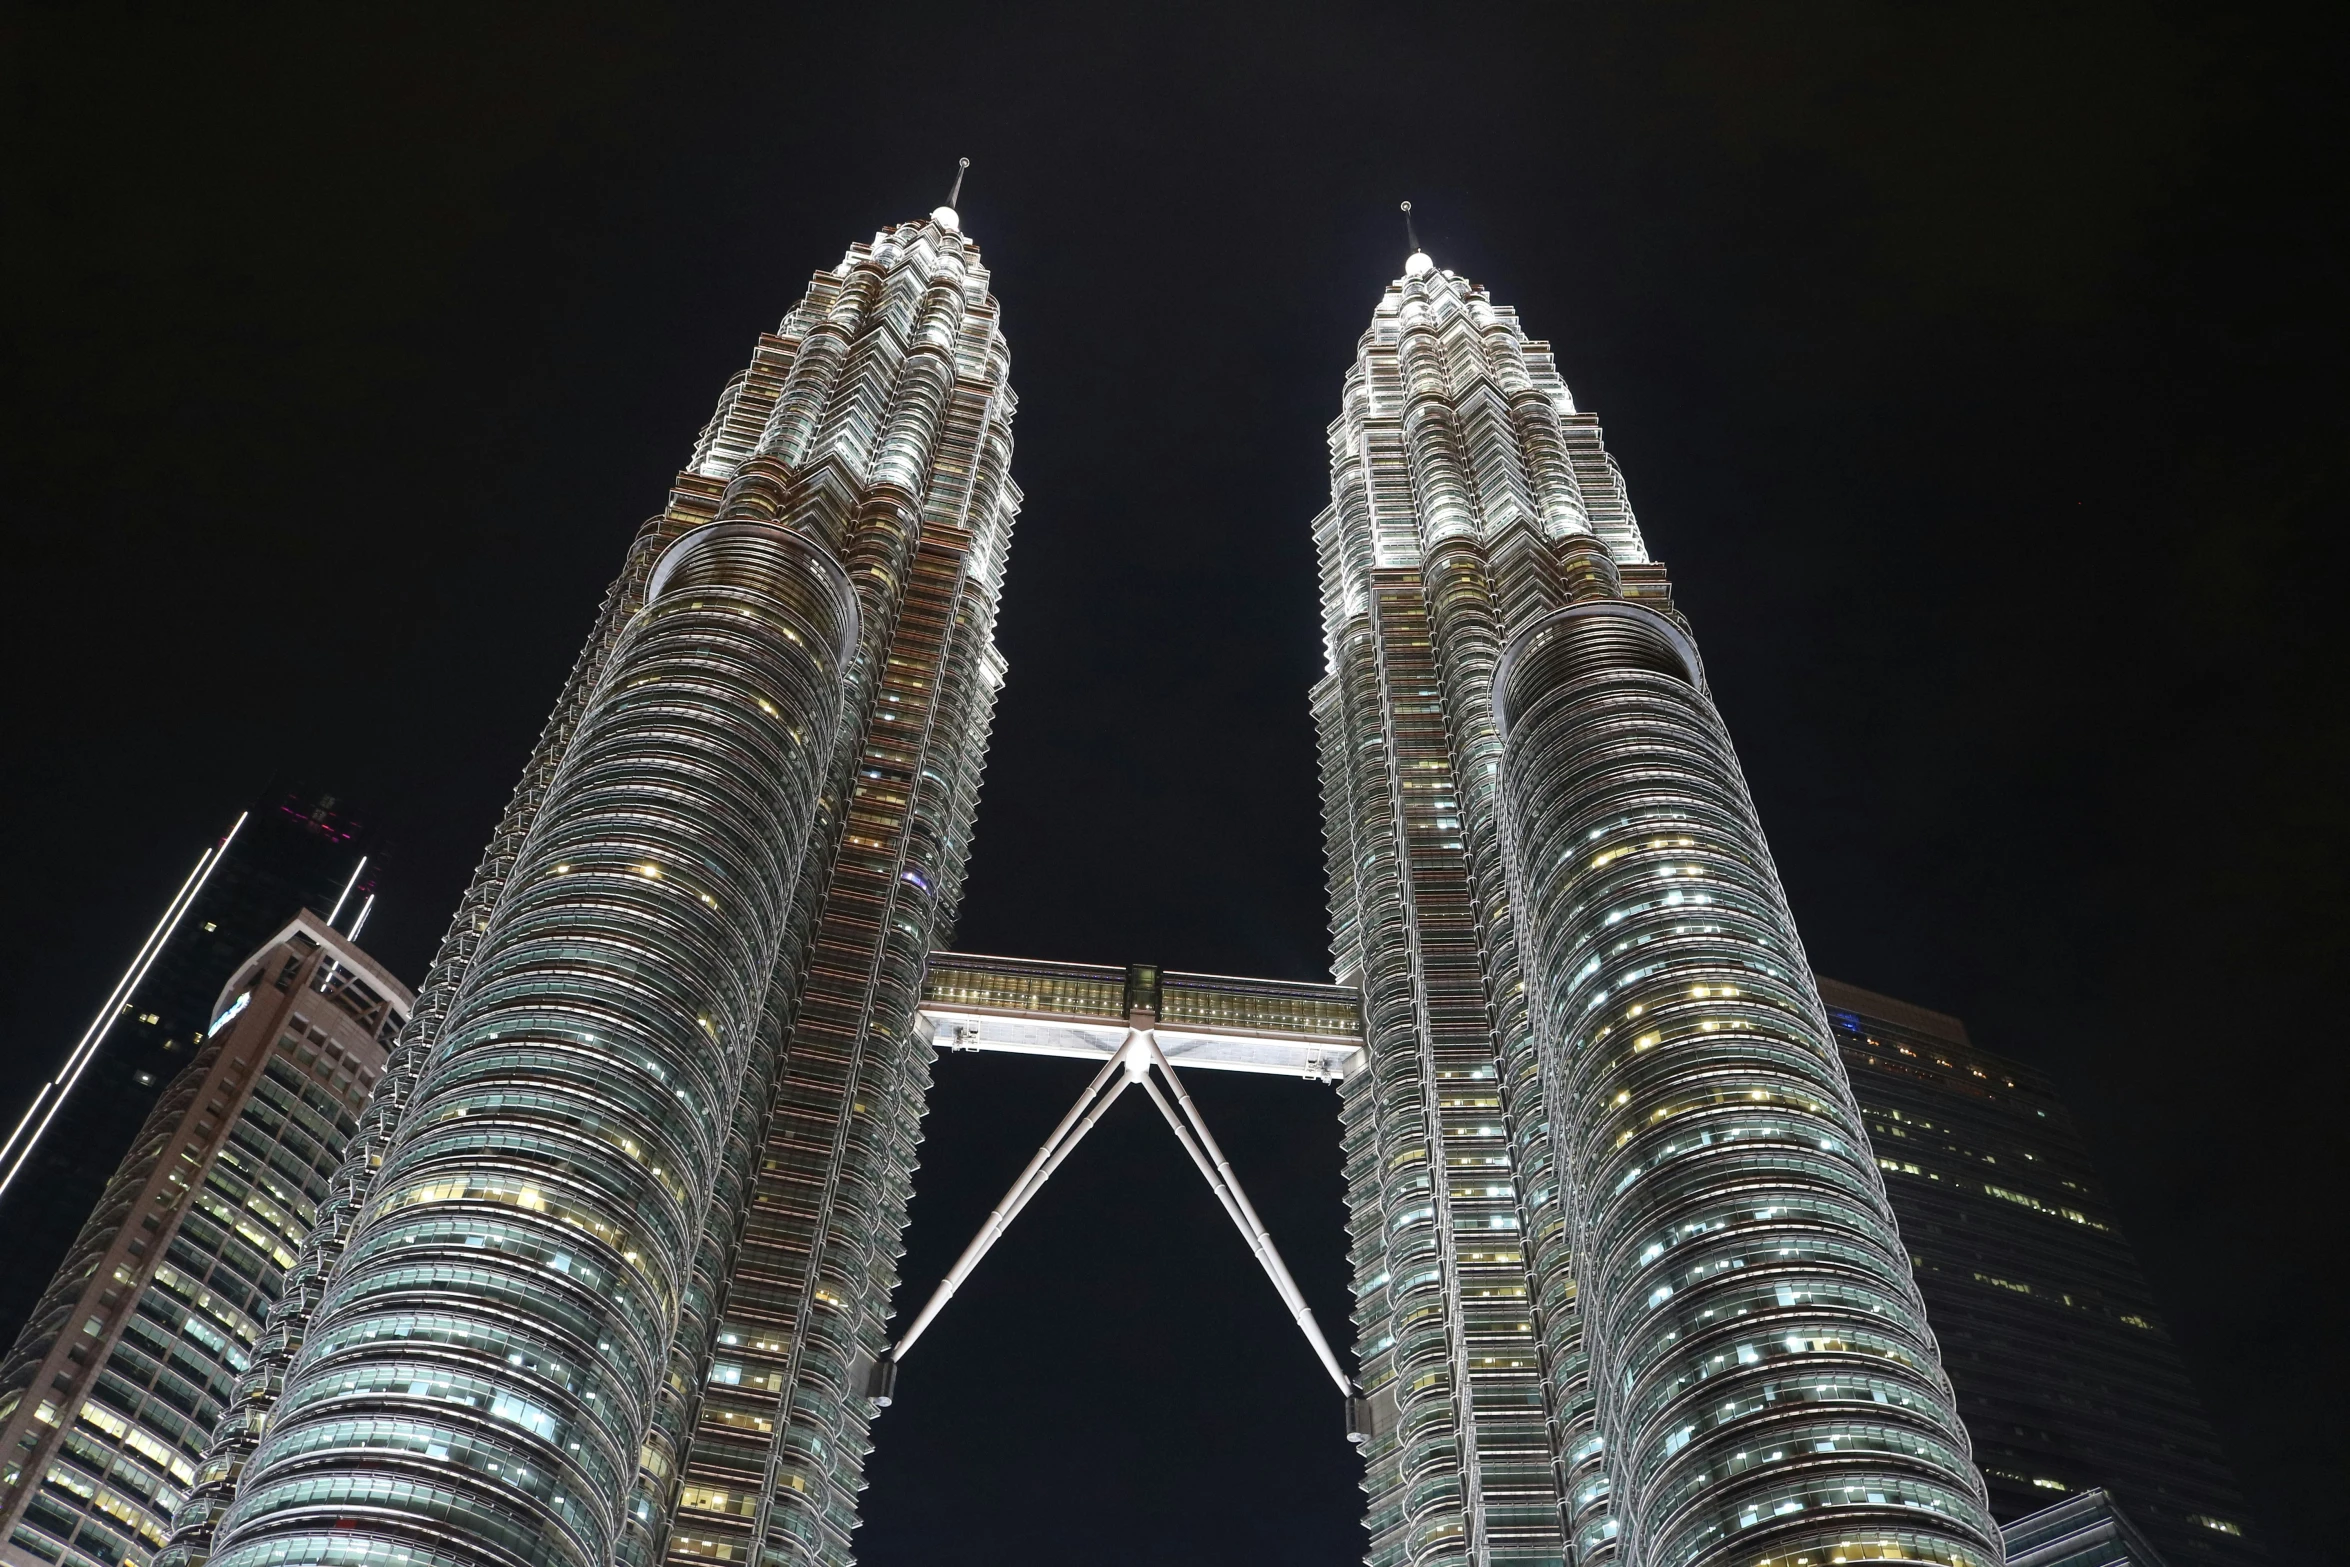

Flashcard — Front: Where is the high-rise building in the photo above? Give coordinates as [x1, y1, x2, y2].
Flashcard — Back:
[0, 787, 381, 1349]
[159, 188, 1018, 1567]
[123, 197, 2252, 1567]
[2001, 1490, 2171, 1567]
[1819, 979, 2262, 1567]
[0, 914, 408, 1567]
[1311, 240, 1999, 1567]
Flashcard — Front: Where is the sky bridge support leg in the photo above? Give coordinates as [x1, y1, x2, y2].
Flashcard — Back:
[890, 1036, 1139, 1365]
[882, 1028, 1355, 1408]
[1129, 1035, 1353, 1397]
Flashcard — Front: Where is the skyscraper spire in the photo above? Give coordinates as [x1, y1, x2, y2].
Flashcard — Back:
[1400, 198, 1433, 276]
[933, 154, 970, 231]
[124, 165, 2016, 1567]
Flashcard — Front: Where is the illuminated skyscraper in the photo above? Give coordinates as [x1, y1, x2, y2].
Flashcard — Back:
[158, 187, 1017, 1567]
[1313, 234, 1999, 1567]
[119, 191, 2213, 1567]
[0, 914, 407, 1567]
[0, 787, 381, 1350]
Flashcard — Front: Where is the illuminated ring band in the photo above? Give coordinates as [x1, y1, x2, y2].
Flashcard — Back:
[1493, 597, 1706, 739]
[643, 520, 860, 671]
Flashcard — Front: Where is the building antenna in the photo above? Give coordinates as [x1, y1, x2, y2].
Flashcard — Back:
[1400, 200, 1435, 276]
[946, 156, 969, 208]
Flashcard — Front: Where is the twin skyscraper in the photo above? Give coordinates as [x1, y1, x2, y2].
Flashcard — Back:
[140, 194, 1996, 1567]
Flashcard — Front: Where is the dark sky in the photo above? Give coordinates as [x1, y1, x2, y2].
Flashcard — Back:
[4, 4, 2344, 1564]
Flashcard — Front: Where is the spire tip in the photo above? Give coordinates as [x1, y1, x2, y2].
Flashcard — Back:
[1401, 200, 1433, 276]
[933, 158, 970, 234]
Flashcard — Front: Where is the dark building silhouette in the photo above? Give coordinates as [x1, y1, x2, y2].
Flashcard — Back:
[2003, 1489, 2173, 1567]
[1820, 978, 2262, 1567]
[0, 784, 381, 1349]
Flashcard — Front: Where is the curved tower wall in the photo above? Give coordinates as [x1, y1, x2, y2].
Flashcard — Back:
[1495, 605, 2000, 1567]
[201, 523, 859, 1567]
[1313, 258, 1993, 1567]
[658, 219, 1017, 1567]
[161, 213, 1018, 1567]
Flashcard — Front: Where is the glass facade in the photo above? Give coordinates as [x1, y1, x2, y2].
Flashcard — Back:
[95, 209, 2258, 1567]
[1999, 1489, 2170, 1567]
[1312, 253, 1995, 1567]
[919, 953, 1363, 1047]
[1497, 615, 1995, 1567]
[0, 917, 408, 1567]
[156, 206, 1018, 1567]
[191, 526, 858, 1567]
[918, 955, 1132, 1025]
[651, 215, 1015, 1567]
[1820, 980, 2263, 1567]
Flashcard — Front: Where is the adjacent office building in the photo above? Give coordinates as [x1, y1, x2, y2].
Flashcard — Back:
[0, 915, 408, 1567]
[2002, 1491, 2171, 1567]
[1820, 979, 2262, 1567]
[0, 788, 381, 1348]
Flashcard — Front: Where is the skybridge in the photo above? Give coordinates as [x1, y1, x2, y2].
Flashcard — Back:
[878, 952, 1377, 1437]
[916, 951, 1365, 1080]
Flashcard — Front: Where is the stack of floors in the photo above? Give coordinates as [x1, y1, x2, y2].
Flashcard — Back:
[1313, 251, 2001, 1567]
[0, 917, 407, 1567]
[156, 208, 1018, 1567]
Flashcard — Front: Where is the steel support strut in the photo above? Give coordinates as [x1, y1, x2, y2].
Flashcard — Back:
[1129, 1035, 1352, 1395]
[889, 1041, 1135, 1365]
[880, 1029, 1353, 1402]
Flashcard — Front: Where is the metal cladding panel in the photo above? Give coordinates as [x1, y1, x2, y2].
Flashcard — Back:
[655, 218, 1019, 1567]
[916, 951, 1365, 1078]
[197, 526, 859, 1567]
[0, 921, 403, 1567]
[1320, 258, 1661, 1567]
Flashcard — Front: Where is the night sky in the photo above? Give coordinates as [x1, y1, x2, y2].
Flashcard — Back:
[3, 5, 2343, 1564]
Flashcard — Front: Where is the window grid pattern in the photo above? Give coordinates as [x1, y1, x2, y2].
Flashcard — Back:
[193, 524, 856, 1567]
[917, 955, 1361, 1043]
[655, 217, 1017, 1567]
[1823, 986, 2263, 1567]
[1316, 257, 1995, 1567]
[1495, 604, 2000, 1567]
[160, 513, 701, 1567]
[0, 930, 399, 1567]
[161, 214, 1018, 1567]
[1317, 260, 1661, 1567]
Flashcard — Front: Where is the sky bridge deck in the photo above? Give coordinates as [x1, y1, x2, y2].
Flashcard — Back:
[917, 950, 1365, 1080]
